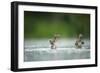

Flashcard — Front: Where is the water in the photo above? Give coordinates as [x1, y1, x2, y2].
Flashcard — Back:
[24, 38, 90, 62]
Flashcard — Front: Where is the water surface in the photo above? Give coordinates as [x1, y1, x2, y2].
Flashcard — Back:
[24, 39, 90, 62]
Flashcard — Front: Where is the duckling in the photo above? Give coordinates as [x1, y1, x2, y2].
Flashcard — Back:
[49, 34, 60, 49]
[75, 34, 84, 48]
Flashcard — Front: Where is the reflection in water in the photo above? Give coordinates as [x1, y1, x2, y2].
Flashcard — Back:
[24, 39, 90, 62]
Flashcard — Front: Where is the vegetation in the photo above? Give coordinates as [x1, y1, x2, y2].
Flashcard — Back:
[24, 11, 90, 38]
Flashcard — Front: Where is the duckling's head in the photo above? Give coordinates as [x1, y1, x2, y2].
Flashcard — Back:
[79, 34, 83, 39]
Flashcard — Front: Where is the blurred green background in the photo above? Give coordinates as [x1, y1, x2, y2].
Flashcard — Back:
[24, 11, 90, 39]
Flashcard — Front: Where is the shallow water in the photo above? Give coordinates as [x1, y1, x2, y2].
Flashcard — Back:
[24, 39, 90, 62]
